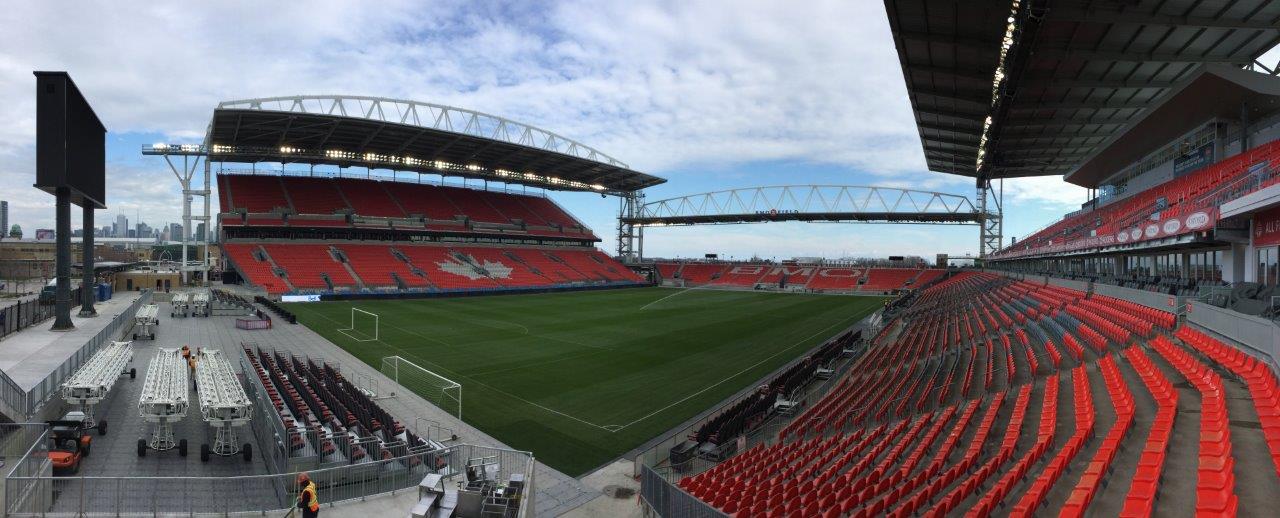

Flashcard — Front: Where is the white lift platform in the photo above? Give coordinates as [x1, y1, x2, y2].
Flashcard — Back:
[191, 290, 211, 317]
[137, 348, 189, 457]
[170, 292, 190, 318]
[133, 304, 159, 340]
[61, 340, 136, 431]
[195, 349, 253, 461]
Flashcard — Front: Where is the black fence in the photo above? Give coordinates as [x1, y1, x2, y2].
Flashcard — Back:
[0, 288, 81, 340]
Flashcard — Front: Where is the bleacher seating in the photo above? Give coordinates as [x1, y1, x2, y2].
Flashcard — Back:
[652, 262, 945, 292]
[674, 271, 1280, 515]
[219, 173, 598, 239]
[242, 347, 436, 465]
[1000, 139, 1280, 258]
[226, 242, 641, 294]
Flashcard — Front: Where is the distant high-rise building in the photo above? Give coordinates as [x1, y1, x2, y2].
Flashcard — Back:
[0, 201, 8, 240]
[115, 214, 128, 238]
[169, 223, 183, 242]
[195, 222, 206, 241]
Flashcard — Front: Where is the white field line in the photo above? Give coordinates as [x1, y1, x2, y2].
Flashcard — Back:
[297, 299, 865, 434]
[638, 287, 702, 311]
[295, 304, 619, 433]
[606, 311, 867, 432]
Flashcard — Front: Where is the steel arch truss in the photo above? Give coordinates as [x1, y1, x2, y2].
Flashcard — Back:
[623, 185, 984, 226]
[214, 95, 630, 168]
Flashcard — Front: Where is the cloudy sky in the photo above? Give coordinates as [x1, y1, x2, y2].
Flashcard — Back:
[0, 0, 1106, 259]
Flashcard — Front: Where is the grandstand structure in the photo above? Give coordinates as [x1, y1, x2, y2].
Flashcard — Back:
[146, 95, 660, 296]
[885, 0, 1280, 313]
[639, 2, 1280, 516]
[656, 271, 1280, 515]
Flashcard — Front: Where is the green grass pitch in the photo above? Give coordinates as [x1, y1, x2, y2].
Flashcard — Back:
[287, 287, 885, 476]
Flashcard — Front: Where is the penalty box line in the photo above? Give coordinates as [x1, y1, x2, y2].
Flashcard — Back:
[296, 304, 625, 433]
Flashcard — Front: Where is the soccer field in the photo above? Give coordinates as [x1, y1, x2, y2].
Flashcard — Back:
[287, 287, 885, 476]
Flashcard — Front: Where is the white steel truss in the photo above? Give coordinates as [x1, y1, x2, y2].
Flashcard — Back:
[631, 185, 981, 223]
[213, 95, 630, 168]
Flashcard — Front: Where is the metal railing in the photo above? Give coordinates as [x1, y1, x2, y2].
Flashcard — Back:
[630, 309, 883, 478]
[639, 464, 727, 518]
[0, 290, 150, 422]
[5, 441, 534, 517]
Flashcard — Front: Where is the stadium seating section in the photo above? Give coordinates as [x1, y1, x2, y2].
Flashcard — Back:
[219, 173, 644, 294]
[657, 262, 944, 292]
[224, 242, 643, 294]
[676, 271, 1280, 515]
[243, 346, 437, 464]
[1003, 139, 1280, 258]
[219, 173, 596, 239]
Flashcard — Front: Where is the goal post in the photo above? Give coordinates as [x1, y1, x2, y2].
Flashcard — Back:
[381, 356, 462, 420]
[337, 307, 379, 342]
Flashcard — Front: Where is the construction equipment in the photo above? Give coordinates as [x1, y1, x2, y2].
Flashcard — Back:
[192, 290, 211, 317]
[60, 340, 136, 432]
[133, 304, 159, 340]
[171, 292, 190, 317]
[195, 349, 253, 461]
[137, 348, 189, 457]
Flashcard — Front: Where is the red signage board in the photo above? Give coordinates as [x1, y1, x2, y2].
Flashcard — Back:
[1254, 205, 1280, 247]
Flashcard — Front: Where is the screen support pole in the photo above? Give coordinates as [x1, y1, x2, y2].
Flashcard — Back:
[52, 186, 74, 330]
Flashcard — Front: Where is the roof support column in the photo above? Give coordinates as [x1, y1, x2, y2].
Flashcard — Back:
[978, 178, 1003, 258]
[616, 191, 643, 262]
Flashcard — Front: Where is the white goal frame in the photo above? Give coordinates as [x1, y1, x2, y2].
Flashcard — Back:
[337, 307, 380, 342]
[381, 356, 463, 420]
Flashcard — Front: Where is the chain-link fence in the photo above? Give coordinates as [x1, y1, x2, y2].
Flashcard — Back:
[4, 436, 534, 517]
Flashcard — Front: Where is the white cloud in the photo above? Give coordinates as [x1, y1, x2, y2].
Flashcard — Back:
[0, 0, 1103, 257]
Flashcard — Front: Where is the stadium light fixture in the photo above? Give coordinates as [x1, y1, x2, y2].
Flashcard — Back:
[975, 0, 1022, 172]
[152, 143, 168, 150]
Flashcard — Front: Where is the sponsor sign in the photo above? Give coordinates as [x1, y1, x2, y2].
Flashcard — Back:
[994, 207, 1219, 258]
[768, 266, 816, 276]
[34, 229, 55, 240]
[1185, 211, 1211, 230]
[1174, 142, 1215, 176]
[1253, 205, 1280, 247]
[281, 294, 322, 303]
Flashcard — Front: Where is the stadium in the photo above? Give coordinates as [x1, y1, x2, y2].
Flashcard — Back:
[5, 1, 1280, 517]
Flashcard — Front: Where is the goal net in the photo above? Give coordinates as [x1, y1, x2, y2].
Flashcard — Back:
[381, 356, 462, 419]
[337, 307, 379, 342]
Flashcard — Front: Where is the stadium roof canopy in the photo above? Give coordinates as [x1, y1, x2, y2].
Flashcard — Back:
[885, 0, 1280, 182]
[191, 95, 664, 194]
